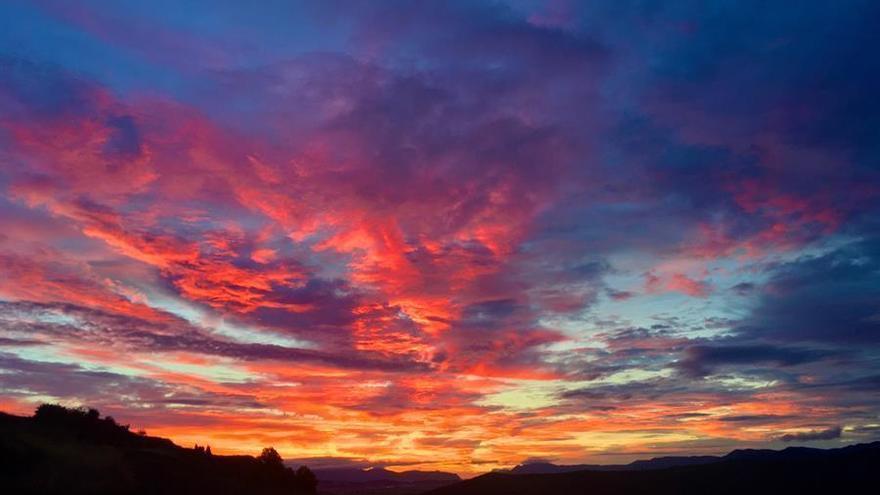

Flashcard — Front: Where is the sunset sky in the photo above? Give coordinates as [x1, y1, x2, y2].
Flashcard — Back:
[2, 0, 880, 476]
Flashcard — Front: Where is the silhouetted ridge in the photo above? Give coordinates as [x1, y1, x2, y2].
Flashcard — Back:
[627, 455, 720, 470]
[510, 453, 722, 474]
[311, 466, 460, 494]
[429, 441, 880, 495]
[313, 466, 460, 483]
[0, 404, 317, 495]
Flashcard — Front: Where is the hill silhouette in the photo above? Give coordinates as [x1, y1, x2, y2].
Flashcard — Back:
[312, 467, 460, 494]
[428, 442, 880, 495]
[509, 454, 720, 474]
[0, 404, 317, 495]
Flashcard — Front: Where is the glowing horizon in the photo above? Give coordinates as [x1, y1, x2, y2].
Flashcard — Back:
[1, 0, 879, 476]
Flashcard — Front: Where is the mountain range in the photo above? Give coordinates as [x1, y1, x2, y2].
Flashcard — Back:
[428, 441, 880, 495]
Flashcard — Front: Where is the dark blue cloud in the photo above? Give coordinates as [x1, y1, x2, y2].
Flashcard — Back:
[103, 115, 143, 157]
[737, 237, 880, 344]
[779, 426, 842, 442]
[0, 56, 97, 118]
[678, 344, 839, 377]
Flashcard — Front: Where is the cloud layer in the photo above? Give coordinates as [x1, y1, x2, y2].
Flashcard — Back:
[1, 0, 880, 474]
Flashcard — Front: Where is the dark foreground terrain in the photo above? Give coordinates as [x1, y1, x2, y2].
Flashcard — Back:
[427, 441, 880, 495]
[0, 405, 317, 495]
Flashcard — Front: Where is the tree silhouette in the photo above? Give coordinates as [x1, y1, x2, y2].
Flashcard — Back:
[34, 403, 73, 423]
[295, 465, 318, 492]
[258, 447, 283, 468]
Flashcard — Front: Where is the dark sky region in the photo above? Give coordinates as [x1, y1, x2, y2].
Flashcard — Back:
[1, 0, 879, 476]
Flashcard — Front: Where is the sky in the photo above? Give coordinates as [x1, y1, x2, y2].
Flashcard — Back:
[1, 0, 880, 476]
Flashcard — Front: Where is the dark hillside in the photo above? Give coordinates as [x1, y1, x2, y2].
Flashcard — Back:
[0, 405, 317, 495]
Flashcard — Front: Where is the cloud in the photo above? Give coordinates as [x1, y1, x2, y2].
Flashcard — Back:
[282, 456, 374, 471]
[677, 344, 838, 378]
[778, 426, 843, 442]
[0, 56, 99, 118]
[718, 415, 792, 424]
[0, 336, 45, 347]
[645, 271, 711, 297]
[729, 282, 755, 296]
[0, 300, 429, 373]
[0, 352, 264, 411]
[1, 0, 880, 474]
[736, 236, 880, 344]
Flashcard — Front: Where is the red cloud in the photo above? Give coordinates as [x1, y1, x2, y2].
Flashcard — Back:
[645, 271, 711, 297]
